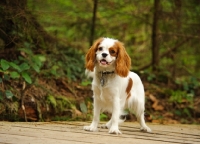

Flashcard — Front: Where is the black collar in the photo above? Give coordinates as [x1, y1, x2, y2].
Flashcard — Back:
[99, 71, 114, 86]
[100, 71, 115, 75]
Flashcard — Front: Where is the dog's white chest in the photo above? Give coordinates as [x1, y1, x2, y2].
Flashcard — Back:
[99, 87, 113, 102]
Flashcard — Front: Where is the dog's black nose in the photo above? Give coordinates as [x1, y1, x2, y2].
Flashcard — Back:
[102, 53, 108, 58]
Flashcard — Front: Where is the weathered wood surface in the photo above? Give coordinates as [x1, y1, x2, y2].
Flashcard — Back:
[0, 121, 199, 144]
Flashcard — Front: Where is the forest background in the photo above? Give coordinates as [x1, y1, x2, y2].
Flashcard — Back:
[0, 0, 200, 124]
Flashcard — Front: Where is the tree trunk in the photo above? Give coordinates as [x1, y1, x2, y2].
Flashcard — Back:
[0, 0, 27, 48]
[171, 0, 182, 79]
[151, 0, 160, 71]
[138, 38, 190, 71]
[89, 0, 98, 46]
[0, 0, 55, 58]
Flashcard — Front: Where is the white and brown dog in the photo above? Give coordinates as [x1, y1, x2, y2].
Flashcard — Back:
[83, 37, 151, 134]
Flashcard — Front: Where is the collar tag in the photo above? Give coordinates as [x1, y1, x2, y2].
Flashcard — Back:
[100, 72, 105, 86]
[100, 71, 114, 86]
[100, 77, 104, 86]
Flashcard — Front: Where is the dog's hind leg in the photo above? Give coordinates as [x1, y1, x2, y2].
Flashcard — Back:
[127, 95, 151, 132]
[101, 119, 112, 129]
[136, 111, 152, 132]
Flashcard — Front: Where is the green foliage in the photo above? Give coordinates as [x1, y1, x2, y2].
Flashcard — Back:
[1, 59, 10, 71]
[0, 42, 47, 84]
[56, 95, 72, 112]
[22, 72, 32, 84]
[44, 47, 85, 81]
[80, 101, 87, 114]
[175, 76, 199, 96]
[47, 95, 57, 108]
[142, 70, 156, 82]
[46, 95, 73, 113]
[100, 113, 108, 121]
[169, 89, 194, 118]
[169, 90, 193, 104]
[5, 90, 14, 99]
[0, 91, 3, 101]
[10, 72, 20, 79]
[0, 59, 32, 84]
[81, 80, 92, 86]
[19, 47, 46, 73]
[28, 0, 200, 78]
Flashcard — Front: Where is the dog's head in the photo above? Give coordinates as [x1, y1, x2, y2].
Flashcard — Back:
[85, 37, 131, 77]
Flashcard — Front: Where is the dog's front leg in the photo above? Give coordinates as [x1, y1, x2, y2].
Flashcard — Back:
[84, 96, 101, 132]
[109, 95, 122, 134]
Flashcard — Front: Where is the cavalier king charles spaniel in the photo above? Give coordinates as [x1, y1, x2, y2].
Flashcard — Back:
[83, 37, 151, 134]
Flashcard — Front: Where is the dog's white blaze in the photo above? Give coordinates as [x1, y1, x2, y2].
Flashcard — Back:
[99, 38, 118, 49]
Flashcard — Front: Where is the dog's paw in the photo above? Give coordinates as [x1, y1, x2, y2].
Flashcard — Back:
[109, 126, 122, 135]
[83, 125, 98, 132]
[140, 126, 152, 133]
[101, 124, 108, 129]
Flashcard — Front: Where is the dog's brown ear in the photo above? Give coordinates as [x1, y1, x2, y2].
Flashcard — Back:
[85, 38, 103, 71]
[115, 41, 131, 77]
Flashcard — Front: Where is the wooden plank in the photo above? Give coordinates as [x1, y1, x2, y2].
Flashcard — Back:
[0, 122, 199, 144]
[0, 123, 155, 144]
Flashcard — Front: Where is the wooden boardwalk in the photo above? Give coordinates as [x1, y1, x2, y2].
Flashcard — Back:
[0, 121, 199, 144]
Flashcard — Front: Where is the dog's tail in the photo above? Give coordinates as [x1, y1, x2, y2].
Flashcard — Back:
[85, 69, 94, 78]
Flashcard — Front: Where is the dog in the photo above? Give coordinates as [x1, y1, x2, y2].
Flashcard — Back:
[83, 37, 151, 134]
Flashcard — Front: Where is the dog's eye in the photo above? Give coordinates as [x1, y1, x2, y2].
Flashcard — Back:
[110, 50, 115, 54]
[98, 47, 103, 51]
